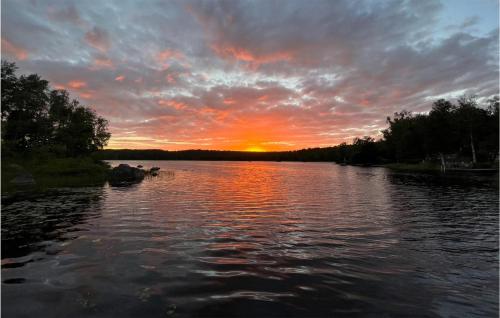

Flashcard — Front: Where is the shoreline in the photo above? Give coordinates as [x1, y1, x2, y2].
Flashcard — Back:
[2, 158, 497, 195]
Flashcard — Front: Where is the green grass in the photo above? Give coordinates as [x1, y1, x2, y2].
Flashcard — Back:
[383, 162, 441, 172]
[2, 156, 111, 193]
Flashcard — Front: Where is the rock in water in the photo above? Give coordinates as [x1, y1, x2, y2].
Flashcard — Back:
[109, 164, 145, 183]
[10, 172, 36, 186]
[149, 167, 160, 177]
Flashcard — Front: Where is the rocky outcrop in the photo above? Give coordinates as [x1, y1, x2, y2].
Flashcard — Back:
[109, 164, 145, 183]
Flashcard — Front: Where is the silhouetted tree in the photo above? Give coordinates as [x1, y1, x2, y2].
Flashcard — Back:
[455, 96, 485, 164]
[484, 96, 499, 161]
[383, 111, 428, 162]
[349, 136, 377, 164]
[1, 60, 110, 157]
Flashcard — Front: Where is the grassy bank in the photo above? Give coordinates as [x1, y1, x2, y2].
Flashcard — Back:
[2, 156, 111, 193]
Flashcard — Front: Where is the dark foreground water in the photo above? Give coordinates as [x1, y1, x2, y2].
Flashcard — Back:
[2, 161, 498, 317]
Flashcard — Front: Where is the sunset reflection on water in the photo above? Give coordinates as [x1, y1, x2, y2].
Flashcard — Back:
[2, 161, 498, 317]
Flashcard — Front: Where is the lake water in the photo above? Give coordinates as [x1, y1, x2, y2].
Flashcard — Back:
[2, 161, 498, 317]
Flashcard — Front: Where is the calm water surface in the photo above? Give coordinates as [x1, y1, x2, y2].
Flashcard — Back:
[2, 161, 498, 317]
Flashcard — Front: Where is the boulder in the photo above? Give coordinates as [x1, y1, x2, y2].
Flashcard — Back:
[150, 167, 160, 172]
[9, 172, 36, 186]
[109, 164, 145, 183]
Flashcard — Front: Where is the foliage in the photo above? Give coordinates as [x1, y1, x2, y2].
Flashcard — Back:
[1, 60, 111, 157]
[382, 96, 498, 165]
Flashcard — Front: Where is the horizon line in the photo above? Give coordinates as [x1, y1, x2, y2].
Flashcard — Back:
[101, 146, 340, 153]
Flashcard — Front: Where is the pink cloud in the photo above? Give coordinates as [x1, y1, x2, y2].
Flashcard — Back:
[158, 99, 187, 110]
[1, 38, 28, 60]
[92, 57, 114, 69]
[68, 80, 87, 89]
[166, 74, 176, 83]
[212, 44, 292, 65]
[156, 49, 184, 62]
[79, 91, 94, 99]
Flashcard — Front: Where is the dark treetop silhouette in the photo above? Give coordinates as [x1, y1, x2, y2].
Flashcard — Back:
[1, 61, 110, 157]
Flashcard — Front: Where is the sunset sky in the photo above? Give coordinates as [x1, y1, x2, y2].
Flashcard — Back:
[2, 0, 499, 151]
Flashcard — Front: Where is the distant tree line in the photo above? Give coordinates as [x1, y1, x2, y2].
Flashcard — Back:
[94, 148, 338, 161]
[96, 96, 498, 166]
[1, 61, 110, 157]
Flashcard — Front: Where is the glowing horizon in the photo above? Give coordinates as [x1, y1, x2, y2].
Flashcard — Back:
[2, 0, 498, 151]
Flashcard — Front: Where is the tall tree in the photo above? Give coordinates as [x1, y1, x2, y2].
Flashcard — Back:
[455, 95, 487, 164]
[427, 99, 458, 170]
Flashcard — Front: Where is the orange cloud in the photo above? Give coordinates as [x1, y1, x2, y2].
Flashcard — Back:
[105, 101, 372, 151]
[100, 81, 374, 151]
[212, 44, 292, 65]
[115, 75, 125, 81]
[68, 80, 87, 89]
[1, 38, 28, 60]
